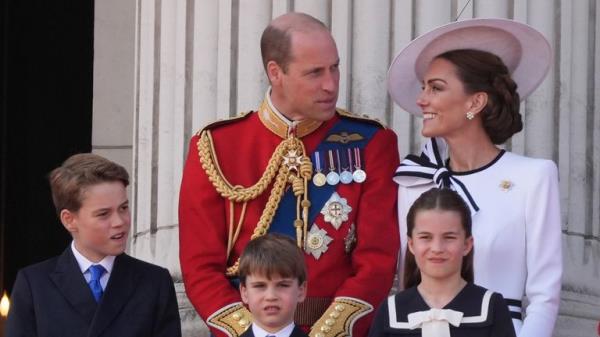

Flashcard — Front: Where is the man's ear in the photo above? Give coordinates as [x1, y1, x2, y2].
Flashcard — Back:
[60, 209, 78, 233]
[266, 60, 284, 85]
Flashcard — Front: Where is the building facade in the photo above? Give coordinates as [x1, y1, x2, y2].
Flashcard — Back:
[92, 1, 600, 336]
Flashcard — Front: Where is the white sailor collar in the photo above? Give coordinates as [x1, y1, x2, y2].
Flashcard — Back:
[385, 284, 497, 334]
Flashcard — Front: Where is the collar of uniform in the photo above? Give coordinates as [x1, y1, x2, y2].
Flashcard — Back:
[258, 88, 323, 139]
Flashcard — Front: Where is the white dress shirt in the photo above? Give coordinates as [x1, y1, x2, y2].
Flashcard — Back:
[251, 322, 295, 337]
[71, 241, 116, 290]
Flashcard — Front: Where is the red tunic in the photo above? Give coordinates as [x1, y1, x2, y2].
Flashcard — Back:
[179, 108, 400, 337]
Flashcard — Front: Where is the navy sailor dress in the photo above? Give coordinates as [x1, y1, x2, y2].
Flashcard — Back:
[368, 284, 516, 337]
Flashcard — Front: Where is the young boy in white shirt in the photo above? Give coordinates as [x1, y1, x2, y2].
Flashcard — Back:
[238, 234, 308, 337]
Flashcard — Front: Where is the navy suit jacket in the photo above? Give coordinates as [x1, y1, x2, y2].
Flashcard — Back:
[6, 247, 181, 337]
[239, 324, 308, 337]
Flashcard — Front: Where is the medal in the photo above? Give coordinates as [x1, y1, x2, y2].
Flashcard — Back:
[340, 171, 353, 184]
[326, 150, 340, 185]
[313, 173, 327, 187]
[353, 169, 366, 183]
[312, 151, 327, 187]
[340, 148, 354, 184]
[327, 171, 340, 185]
[352, 147, 367, 183]
[337, 149, 352, 184]
[321, 192, 352, 230]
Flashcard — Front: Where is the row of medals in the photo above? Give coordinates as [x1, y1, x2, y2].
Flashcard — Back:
[311, 148, 366, 187]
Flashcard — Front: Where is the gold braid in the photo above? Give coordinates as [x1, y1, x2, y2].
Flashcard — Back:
[197, 129, 311, 276]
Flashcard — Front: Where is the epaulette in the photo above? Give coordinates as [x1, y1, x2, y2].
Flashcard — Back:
[195, 111, 253, 136]
[336, 108, 387, 128]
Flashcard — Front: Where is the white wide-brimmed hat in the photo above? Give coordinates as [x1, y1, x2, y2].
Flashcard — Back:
[387, 18, 552, 115]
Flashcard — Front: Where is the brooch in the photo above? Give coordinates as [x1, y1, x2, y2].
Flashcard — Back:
[499, 180, 513, 192]
[321, 192, 352, 230]
[344, 223, 357, 254]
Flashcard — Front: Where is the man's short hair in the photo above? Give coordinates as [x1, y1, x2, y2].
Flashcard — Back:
[49, 153, 129, 215]
[238, 233, 307, 285]
[260, 12, 327, 73]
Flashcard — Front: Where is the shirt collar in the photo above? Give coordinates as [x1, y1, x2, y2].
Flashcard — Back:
[251, 322, 295, 337]
[71, 240, 116, 274]
[259, 87, 323, 139]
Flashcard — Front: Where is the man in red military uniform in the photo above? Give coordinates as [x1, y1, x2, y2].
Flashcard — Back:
[179, 12, 399, 337]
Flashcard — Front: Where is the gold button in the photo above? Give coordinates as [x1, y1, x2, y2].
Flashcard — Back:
[315, 333, 325, 337]
[329, 311, 340, 318]
[238, 319, 248, 327]
[320, 326, 331, 333]
[232, 312, 241, 321]
[325, 319, 335, 326]
[335, 304, 345, 312]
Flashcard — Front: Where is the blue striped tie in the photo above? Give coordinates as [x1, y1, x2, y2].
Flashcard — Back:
[88, 264, 106, 303]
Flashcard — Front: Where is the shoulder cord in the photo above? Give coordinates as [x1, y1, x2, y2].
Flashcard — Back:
[197, 130, 313, 276]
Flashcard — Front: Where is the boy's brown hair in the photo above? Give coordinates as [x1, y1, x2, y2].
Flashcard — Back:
[49, 153, 129, 215]
[238, 233, 307, 285]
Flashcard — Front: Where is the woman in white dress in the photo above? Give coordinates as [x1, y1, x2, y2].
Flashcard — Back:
[387, 19, 562, 337]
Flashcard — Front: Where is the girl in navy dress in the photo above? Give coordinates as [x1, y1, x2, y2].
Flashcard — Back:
[368, 188, 515, 337]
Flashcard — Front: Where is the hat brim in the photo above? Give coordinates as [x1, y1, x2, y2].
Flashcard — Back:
[387, 18, 552, 115]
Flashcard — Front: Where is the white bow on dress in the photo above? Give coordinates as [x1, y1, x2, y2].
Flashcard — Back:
[407, 308, 463, 337]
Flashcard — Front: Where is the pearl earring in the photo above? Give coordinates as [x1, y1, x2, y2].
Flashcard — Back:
[466, 111, 475, 120]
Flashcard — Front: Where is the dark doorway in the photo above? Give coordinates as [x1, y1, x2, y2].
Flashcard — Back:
[0, 0, 94, 299]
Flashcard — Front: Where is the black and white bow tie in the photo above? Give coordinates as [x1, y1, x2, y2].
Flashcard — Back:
[393, 137, 480, 215]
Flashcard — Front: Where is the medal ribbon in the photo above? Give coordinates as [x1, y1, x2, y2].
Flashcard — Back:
[328, 150, 336, 172]
[347, 148, 353, 169]
[353, 147, 362, 170]
[314, 151, 322, 172]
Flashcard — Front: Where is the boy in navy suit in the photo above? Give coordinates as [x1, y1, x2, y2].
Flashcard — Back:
[238, 234, 308, 337]
[6, 153, 181, 337]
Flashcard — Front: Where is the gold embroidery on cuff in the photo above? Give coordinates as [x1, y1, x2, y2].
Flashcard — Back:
[207, 302, 253, 337]
[309, 297, 373, 337]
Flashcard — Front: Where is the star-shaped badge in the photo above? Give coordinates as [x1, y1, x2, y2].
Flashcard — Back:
[321, 192, 352, 230]
[305, 224, 333, 259]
